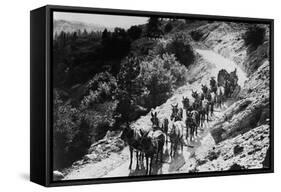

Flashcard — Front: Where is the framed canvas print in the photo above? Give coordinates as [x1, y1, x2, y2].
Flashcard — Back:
[30, 5, 274, 187]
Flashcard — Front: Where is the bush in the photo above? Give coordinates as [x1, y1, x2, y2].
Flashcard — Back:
[145, 17, 163, 38]
[167, 33, 195, 67]
[53, 91, 90, 169]
[127, 25, 143, 40]
[68, 117, 92, 162]
[53, 88, 118, 169]
[150, 33, 195, 68]
[139, 54, 188, 108]
[164, 22, 173, 33]
[80, 72, 117, 109]
[243, 25, 266, 51]
[130, 37, 157, 56]
[84, 101, 117, 142]
[190, 30, 204, 41]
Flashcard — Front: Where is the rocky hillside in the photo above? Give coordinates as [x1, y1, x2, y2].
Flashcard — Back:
[186, 22, 271, 171]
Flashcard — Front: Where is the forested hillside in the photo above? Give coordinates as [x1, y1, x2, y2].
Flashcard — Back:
[53, 18, 199, 169]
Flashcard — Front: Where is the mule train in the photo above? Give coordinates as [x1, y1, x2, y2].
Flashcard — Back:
[120, 68, 239, 175]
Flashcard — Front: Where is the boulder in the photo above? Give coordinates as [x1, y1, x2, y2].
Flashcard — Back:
[228, 163, 245, 170]
[53, 170, 64, 180]
[233, 145, 244, 155]
[84, 153, 98, 161]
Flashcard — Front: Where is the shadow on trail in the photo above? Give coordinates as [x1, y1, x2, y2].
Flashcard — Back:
[168, 153, 185, 172]
[128, 159, 164, 176]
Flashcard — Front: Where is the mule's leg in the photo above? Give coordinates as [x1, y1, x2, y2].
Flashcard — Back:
[149, 157, 153, 175]
[186, 127, 189, 140]
[146, 155, 149, 175]
[175, 142, 177, 156]
[170, 142, 173, 157]
[192, 129, 194, 141]
[181, 141, 183, 152]
[160, 146, 163, 163]
[190, 127, 193, 142]
[156, 149, 159, 163]
[129, 147, 133, 169]
[201, 112, 205, 128]
[136, 151, 139, 169]
[201, 114, 203, 127]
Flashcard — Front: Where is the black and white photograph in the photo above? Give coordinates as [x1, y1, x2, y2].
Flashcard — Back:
[51, 10, 272, 181]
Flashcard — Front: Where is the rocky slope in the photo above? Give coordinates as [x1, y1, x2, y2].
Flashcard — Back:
[186, 22, 271, 171]
[195, 124, 269, 171]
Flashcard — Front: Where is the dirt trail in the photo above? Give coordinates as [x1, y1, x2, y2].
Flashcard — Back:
[63, 49, 247, 180]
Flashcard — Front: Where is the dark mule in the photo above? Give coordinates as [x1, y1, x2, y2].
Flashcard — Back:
[191, 110, 200, 137]
[217, 69, 230, 87]
[200, 98, 209, 126]
[182, 96, 191, 111]
[161, 118, 169, 145]
[207, 92, 217, 116]
[170, 104, 179, 121]
[178, 108, 183, 121]
[150, 112, 160, 130]
[170, 104, 183, 121]
[140, 129, 165, 175]
[201, 84, 209, 96]
[191, 90, 199, 100]
[210, 77, 218, 94]
[205, 91, 216, 117]
[217, 86, 225, 108]
[169, 121, 184, 157]
[186, 111, 197, 141]
[185, 111, 192, 140]
[120, 124, 143, 170]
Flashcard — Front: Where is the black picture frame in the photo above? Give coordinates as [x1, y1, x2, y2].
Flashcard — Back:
[30, 4, 274, 187]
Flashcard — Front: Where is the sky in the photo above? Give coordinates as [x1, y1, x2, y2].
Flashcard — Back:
[54, 12, 149, 29]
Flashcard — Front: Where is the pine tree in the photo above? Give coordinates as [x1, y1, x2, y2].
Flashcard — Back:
[115, 57, 141, 123]
[145, 17, 163, 38]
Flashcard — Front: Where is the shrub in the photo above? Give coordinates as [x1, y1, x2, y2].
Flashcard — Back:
[166, 33, 195, 67]
[130, 37, 157, 56]
[139, 54, 187, 108]
[243, 25, 266, 51]
[127, 25, 143, 40]
[145, 17, 163, 38]
[80, 72, 117, 109]
[53, 90, 85, 169]
[190, 30, 204, 41]
[68, 117, 92, 162]
[164, 22, 173, 33]
[85, 101, 117, 142]
[150, 33, 195, 68]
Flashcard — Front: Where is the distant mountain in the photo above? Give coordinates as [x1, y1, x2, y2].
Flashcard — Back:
[54, 20, 114, 34]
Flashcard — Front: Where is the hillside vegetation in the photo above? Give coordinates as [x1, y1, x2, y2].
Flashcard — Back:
[53, 18, 197, 169]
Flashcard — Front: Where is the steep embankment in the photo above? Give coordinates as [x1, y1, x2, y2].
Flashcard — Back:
[186, 22, 271, 171]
